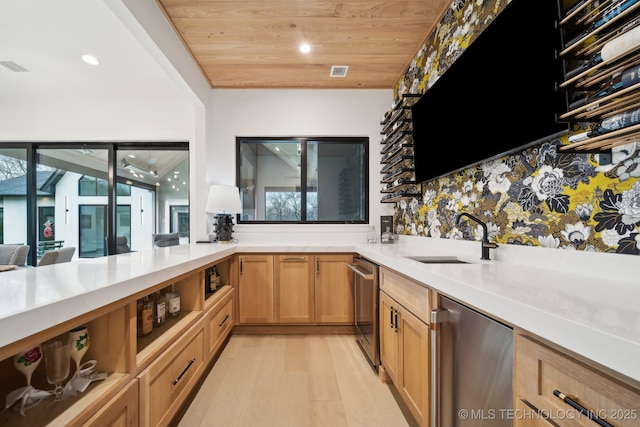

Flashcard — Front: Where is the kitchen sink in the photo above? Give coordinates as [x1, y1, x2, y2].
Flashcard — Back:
[404, 256, 470, 264]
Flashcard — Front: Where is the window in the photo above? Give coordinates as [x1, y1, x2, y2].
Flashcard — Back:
[0, 142, 188, 265]
[79, 176, 131, 196]
[237, 137, 368, 223]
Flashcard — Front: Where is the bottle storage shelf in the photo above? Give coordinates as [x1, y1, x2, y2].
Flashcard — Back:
[0, 371, 129, 426]
[135, 270, 203, 370]
[0, 303, 130, 426]
[380, 94, 420, 203]
[558, 0, 640, 153]
[204, 256, 232, 300]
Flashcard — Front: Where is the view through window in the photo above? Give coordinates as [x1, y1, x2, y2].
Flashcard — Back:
[0, 143, 188, 265]
[237, 137, 368, 223]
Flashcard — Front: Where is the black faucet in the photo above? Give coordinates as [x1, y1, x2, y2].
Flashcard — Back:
[455, 212, 499, 260]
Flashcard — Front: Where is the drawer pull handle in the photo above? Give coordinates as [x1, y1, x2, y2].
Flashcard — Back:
[219, 314, 229, 327]
[553, 390, 613, 427]
[173, 358, 196, 386]
[282, 257, 305, 261]
[393, 309, 399, 332]
[389, 306, 394, 328]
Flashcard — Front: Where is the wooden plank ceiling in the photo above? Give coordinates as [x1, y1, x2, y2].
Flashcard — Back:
[156, 0, 451, 89]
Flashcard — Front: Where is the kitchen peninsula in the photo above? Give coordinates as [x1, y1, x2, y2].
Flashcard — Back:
[0, 237, 638, 426]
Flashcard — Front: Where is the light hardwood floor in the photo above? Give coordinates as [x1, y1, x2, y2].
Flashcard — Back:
[177, 334, 414, 427]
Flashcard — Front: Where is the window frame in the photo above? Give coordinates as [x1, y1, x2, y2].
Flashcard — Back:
[236, 136, 369, 224]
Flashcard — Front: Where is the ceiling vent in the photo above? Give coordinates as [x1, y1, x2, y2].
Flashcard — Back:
[330, 65, 349, 78]
[0, 61, 29, 72]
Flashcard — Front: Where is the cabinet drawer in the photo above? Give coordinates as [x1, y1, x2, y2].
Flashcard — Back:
[138, 318, 206, 427]
[81, 379, 138, 427]
[207, 288, 234, 358]
[380, 267, 431, 323]
[514, 332, 640, 427]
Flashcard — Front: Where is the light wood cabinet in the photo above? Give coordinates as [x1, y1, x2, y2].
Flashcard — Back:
[238, 254, 274, 323]
[379, 267, 431, 427]
[314, 254, 354, 324]
[514, 330, 640, 427]
[274, 254, 315, 323]
[238, 253, 354, 325]
[0, 305, 132, 426]
[80, 379, 138, 427]
[379, 291, 400, 385]
[135, 270, 203, 369]
[0, 254, 235, 427]
[206, 285, 234, 359]
[138, 316, 206, 427]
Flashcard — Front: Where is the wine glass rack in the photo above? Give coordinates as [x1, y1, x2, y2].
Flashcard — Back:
[380, 94, 421, 203]
[557, 0, 640, 153]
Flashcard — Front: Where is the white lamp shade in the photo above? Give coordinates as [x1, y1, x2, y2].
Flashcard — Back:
[206, 185, 242, 214]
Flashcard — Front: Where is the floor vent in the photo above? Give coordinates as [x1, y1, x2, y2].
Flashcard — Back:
[330, 65, 349, 78]
[0, 61, 29, 72]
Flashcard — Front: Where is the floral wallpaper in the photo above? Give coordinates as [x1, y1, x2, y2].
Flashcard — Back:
[390, 0, 640, 256]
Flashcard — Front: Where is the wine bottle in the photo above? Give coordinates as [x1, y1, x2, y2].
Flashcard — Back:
[165, 285, 181, 318]
[601, 24, 640, 58]
[563, 0, 591, 21]
[154, 291, 166, 326]
[137, 296, 154, 336]
[569, 106, 640, 142]
[565, 24, 640, 79]
[568, 63, 640, 109]
[565, 53, 603, 79]
[564, 0, 640, 50]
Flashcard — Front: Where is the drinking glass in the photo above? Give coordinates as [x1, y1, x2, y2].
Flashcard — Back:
[68, 326, 90, 374]
[42, 337, 71, 401]
[367, 225, 377, 244]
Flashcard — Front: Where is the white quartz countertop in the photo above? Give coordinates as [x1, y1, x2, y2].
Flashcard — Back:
[1, 239, 638, 385]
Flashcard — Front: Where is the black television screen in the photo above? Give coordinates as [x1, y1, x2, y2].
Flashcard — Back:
[411, 0, 569, 184]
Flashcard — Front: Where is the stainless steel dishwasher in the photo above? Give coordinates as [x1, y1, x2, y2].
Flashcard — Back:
[431, 296, 513, 427]
[348, 257, 380, 371]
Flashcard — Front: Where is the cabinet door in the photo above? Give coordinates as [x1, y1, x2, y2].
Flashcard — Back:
[314, 254, 354, 324]
[397, 305, 429, 427]
[82, 380, 139, 427]
[274, 254, 314, 323]
[514, 331, 640, 427]
[379, 290, 399, 385]
[238, 255, 274, 323]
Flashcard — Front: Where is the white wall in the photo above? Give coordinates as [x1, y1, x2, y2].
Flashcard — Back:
[207, 89, 394, 243]
[0, 1, 396, 244]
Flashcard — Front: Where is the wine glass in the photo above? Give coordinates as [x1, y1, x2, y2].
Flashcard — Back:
[42, 337, 71, 401]
[13, 345, 43, 388]
[68, 326, 90, 374]
[12, 345, 44, 409]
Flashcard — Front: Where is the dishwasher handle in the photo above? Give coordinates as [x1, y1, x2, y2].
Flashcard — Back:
[347, 263, 374, 280]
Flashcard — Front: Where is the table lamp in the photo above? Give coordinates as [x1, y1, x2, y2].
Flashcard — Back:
[206, 185, 241, 243]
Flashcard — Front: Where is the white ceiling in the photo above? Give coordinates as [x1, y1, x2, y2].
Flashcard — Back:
[0, 0, 185, 102]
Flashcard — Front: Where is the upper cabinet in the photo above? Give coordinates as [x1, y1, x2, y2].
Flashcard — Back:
[380, 94, 421, 203]
[558, 0, 640, 154]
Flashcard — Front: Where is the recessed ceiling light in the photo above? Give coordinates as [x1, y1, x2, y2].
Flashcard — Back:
[81, 54, 100, 65]
[299, 43, 311, 53]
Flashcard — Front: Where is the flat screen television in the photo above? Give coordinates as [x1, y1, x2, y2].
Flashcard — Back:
[411, 0, 569, 184]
